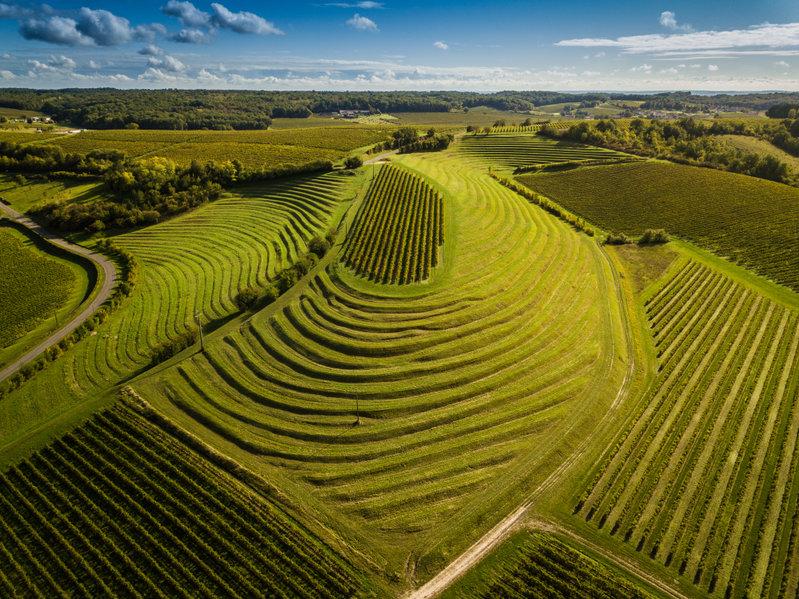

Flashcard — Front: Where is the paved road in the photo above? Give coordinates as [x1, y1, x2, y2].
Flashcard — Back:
[0, 203, 117, 383]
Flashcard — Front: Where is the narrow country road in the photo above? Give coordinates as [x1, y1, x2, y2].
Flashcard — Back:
[0, 202, 117, 383]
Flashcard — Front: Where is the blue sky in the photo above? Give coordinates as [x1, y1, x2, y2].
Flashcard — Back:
[1, 0, 798, 91]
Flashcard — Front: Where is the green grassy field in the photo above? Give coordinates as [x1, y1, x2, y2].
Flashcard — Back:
[0, 170, 354, 467]
[0, 176, 106, 213]
[391, 107, 535, 127]
[458, 133, 626, 169]
[342, 163, 443, 284]
[518, 160, 799, 292]
[573, 255, 799, 598]
[442, 530, 656, 598]
[0, 223, 92, 368]
[130, 147, 630, 586]
[0, 402, 363, 597]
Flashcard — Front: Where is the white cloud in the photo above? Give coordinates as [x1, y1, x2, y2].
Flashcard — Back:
[147, 54, 186, 72]
[659, 11, 690, 31]
[162, 1, 210, 28]
[630, 63, 653, 72]
[325, 1, 384, 7]
[556, 22, 799, 56]
[171, 28, 213, 43]
[347, 13, 378, 31]
[0, 70, 15, 80]
[210, 3, 282, 35]
[775, 60, 790, 68]
[139, 44, 163, 56]
[433, 41, 448, 50]
[708, 64, 719, 71]
[88, 59, 100, 69]
[659, 67, 678, 74]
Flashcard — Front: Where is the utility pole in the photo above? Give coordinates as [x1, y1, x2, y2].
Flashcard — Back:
[195, 313, 205, 353]
[355, 395, 361, 426]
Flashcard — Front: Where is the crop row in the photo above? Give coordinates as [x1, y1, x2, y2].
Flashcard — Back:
[343, 164, 443, 284]
[458, 133, 624, 169]
[576, 262, 799, 598]
[0, 404, 360, 597]
[475, 533, 649, 599]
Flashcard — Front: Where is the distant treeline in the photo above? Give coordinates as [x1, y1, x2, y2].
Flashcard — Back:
[640, 91, 799, 113]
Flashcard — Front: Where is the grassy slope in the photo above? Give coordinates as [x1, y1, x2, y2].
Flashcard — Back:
[0, 170, 354, 468]
[518, 160, 799, 292]
[0, 223, 93, 369]
[718, 134, 799, 169]
[130, 145, 630, 590]
[0, 175, 106, 213]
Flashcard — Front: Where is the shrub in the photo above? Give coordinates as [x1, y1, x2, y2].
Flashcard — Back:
[605, 231, 634, 245]
[150, 330, 198, 365]
[235, 287, 259, 310]
[638, 228, 670, 245]
[308, 235, 331, 258]
[344, 155, 363, 169]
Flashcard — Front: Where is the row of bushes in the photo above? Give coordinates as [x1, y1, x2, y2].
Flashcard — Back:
[0, 240, 138, 399]
[513, 157, 638, 175]
[605, 229, 670, 245]
[0, 141, 124, 175]
[490, 173, 596, 237]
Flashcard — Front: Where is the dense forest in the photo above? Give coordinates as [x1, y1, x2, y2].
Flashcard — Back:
[641, 91, 799, 113]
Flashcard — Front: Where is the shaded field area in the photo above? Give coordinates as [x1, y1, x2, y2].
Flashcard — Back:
[577, 259, 799, 598]
[518, 160, 799, 291]
[343, 164, 443, 284]
[133, 149, 629, 580]
[0, 404, 361, 598]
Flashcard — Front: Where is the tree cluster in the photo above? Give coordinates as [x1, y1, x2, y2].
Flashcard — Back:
[0, 141, 124, 174]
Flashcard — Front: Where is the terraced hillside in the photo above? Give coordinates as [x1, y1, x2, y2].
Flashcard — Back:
[576, 259, 799, 598]
[458, 133, 624, 169]
[134, 149, 630, 578]
[343, 164, 443, 284]
[518, 160, 799, 292]
[0, 172, 348, 459]
[443, 531, 652, 598]
[0, 404, 361, 598]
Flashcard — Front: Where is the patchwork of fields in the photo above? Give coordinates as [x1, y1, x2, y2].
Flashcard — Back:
[519, 160, 799, 291]
[577, 259, 799, 597]
[0, 404, 361, 598]
[132, 149, 630, 578]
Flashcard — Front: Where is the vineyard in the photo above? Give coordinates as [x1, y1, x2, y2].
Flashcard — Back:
[15, 127, 393, 168]
[576, 259, 799, 598]
[0, 224, 91, 367]
[343, 164, 444, 284]
[443, 531, 652, 598]
[457, 133, 625, 169]
[518, 160, 799, 292]
[132, 149, 630, 577]
[0, 404, 361, 598]
[0, 171, 348, 461]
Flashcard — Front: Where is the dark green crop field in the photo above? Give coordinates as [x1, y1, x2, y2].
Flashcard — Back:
[519, 160, 799, 291]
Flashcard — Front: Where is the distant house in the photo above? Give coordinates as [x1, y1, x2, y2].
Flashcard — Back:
[338, 109, 370, 119]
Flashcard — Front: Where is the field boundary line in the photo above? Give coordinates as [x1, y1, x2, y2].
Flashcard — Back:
[0, 203, 116, 383]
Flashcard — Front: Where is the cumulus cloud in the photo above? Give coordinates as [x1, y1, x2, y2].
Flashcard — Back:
[775, 60, 790, 68]
[162, 0, 210, 27]
[75, 8, 133, 46]
[708, 64, 719, 71]
[88, 59, 100, 69]
[139, 43, 163, 56]
[347, 13, 378, 31]
[433, 41, 448, 50]
[171, 27, 213, 43]
[0, 2, 29, 19]
[556, 21, 799, 56]
[20, 16, 91, 45]
[147, 54, 186, 72]
[630, 63, 653, 73]
[0, 70, 15, 80]
[210, 3, 282, 35]
[659, 11, 690, 31]
[48, 54, 76, 69]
